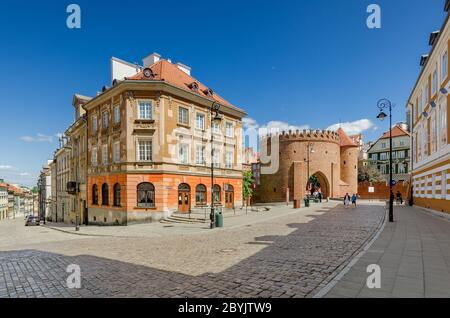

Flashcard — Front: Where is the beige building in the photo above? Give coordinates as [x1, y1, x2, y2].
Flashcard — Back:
[54, 145, 71, 222]
[406, 2, 450, 213]
[0, 181, 7, 220]
[80, 53, 246, 225]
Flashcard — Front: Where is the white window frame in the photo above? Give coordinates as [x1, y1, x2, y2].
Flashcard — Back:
[137, 139, 152, 162]
[196, 145, 205, 165]
[178, 106, 189, 126]
[225, 150, 233, 169]
[102, 111, 109, 129]
[91, 147, 97, 166]
[196, 113, 205, 130]
[92, 116, 98, 132]
[179, 143, 189, 165]
[432, 68, 438, 95]
[113, 141, 120, 163]
[442, 50, 448, 81]
[137, 100, 152, 120]
[225, 122, 234, 138]
[212, 121, 220, 134]
[113, 105, 121, 124]
[102, 144, 108, 165]
[212, 149, 220, 168]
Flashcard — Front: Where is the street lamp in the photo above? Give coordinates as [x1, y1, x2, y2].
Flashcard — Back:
[210, 102, 222, 229]
[377, 98, 394, 223]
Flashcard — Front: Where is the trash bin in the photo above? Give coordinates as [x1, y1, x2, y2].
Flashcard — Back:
[215, 211, 224, 228]
[304, 198, 310, 207]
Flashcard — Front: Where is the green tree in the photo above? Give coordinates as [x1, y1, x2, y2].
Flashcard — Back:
[31, 186, 38, 194]
[242, 171, 255, 210]
[358, 164, 384, 183]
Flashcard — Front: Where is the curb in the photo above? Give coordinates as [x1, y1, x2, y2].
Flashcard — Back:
[312, 206, 388, 298]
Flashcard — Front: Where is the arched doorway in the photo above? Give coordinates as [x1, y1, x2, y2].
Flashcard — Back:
[309, 171, 330, 199]
[224, 184, 234, 209]
[178, 183, 191, 213]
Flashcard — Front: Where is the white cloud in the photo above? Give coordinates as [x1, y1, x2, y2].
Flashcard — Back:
[326, 119, 375, 136]
[0, 165, 13, 170]
[20, 133, 54, 143]
[243, 117, 309, 133]
[19, 172, 31, 177]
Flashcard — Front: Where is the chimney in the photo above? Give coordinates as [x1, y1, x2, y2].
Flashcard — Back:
[176, 62, 191, 76]
[143, 53, 161, 68]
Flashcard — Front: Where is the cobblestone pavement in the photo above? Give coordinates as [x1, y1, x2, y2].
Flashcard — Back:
[0, 204, 385, 298]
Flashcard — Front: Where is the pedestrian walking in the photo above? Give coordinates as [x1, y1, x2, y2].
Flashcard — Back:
[351, 193, 357, 207]
[344, 193, 350, 208]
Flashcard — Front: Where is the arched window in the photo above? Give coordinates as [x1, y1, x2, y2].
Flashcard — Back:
[102, 183, 109, 206]
[137, 183, 155, 208]
[195, 184, 207, 206]
[213, 184, 221, 204]
[178, 183, 190, 192]
[113, 183, 121, 207]
[92, 184, 98, 205]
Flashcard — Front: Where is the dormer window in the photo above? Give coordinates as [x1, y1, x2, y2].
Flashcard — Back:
[143, 68, 154, 79]
[204, 88, 214, 97]
[188, 82, 199, 92]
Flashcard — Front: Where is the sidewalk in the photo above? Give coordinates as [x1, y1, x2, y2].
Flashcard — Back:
[43, 201, 340, 238]
[324, 206, 450, 298]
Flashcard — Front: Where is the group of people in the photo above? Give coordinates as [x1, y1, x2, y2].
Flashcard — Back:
[343, 193, 359, 208]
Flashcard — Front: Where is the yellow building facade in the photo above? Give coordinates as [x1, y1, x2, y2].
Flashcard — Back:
[407, 6, 450, 213]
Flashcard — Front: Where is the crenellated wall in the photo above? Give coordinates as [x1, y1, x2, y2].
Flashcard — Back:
[253, 129, 355, 203]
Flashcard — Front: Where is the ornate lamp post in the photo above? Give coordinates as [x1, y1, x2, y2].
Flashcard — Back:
[210, 102, 223, 229]
[304, 142, 315, 195]
[377, 98, 394, 223]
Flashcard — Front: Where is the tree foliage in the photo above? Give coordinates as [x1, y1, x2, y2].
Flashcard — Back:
[358, 164, 384, 183]
[242, 171, 255, 206]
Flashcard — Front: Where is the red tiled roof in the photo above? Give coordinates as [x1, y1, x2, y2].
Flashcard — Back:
[337, 128, 358, 147]
[126, 60, 244, 112]
[380, 125, 410, 139]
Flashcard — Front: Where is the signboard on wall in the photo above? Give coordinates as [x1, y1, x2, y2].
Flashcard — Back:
[368, 187, 375, 193]
[252, 163, 261, 186]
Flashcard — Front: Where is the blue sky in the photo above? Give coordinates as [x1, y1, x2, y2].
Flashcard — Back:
[0, 0, 447, 187]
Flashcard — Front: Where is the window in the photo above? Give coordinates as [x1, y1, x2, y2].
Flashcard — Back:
[432, 69, 438, 95]
[113, 105, 120, 124]
[419, 91, 423, 114]
[442, 51, 448, 80]
[196, 113, 205, 130]
[212, 121, 220, 134]
[425, 82, 429, 106]
[137, 183, 155, 208]
[113, 141, 120, 163]
[91, 147, 98, 166]
[398, 164, 406, 174]
[381, 142, 386, 149]
[179, 144, 189, 165]
[138, 140, 152, 161]
[441, 103, 447, 146]
[92, 185, 98, 205]
[371, 154, 378, 161]
[213, 184, 221, 203]
[397, 151, 405, 159]
[101, 183, 109, 206]
[195, 184, 207, 206]
[102, 111, 109, 129]
[196, 145, 205, 165]
[380, 165, 387, 174]
[380, 153, 387, 160]
[423, 121, 428, 157]
[225, 122, 234, 137]
[92, 116, 98, 132]
[431, 114, 437, 154]
[213, 149, 220, 168]
[138, 101, 152, 120]
[102, 144, 108, 165]
[226, 151, 233, 169]
[113, 184, 121, 207]
[399, 140, 405, 147]
[178, 107, 189, 125]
